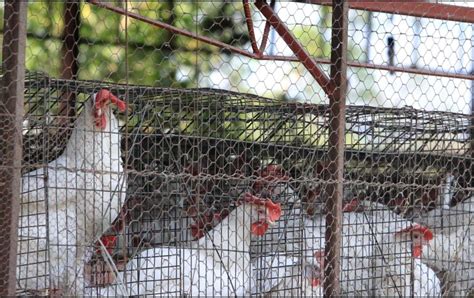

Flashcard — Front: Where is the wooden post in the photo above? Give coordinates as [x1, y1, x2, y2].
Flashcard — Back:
[0, 0, 27, 295]
[324, 0, 348, 296]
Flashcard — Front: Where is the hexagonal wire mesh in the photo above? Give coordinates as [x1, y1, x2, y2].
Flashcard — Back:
[4, 0, 474, 296]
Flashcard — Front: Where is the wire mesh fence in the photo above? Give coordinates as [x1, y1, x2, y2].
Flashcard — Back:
[2, 0, 474, 296]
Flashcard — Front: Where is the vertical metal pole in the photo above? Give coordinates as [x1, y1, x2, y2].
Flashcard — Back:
[324, 0, 348, 297]
[470, 24, 474, 189]
[0, 0, 27, 295]
[61, 0, 80, 81]
[59, 0, 80, 122]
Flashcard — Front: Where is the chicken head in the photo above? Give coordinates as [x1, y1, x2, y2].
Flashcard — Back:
[394, 224, 433, 258]
[239, 193, 282, 236]
[93, 89, 127, 129]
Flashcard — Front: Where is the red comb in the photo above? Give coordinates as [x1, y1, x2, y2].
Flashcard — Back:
[95, 89, 127, 112]
[311, 278, 321, 288]
[240, 193, 282, 222]
[395, 224, 434, 241]
[190, 223, 205, 239]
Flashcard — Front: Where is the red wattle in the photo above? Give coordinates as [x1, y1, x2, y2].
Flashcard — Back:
[94, 110, 107, 129]
[251, 220, 269, 236]
[311, 278, 321, 288]
[413, 245, 422, 258]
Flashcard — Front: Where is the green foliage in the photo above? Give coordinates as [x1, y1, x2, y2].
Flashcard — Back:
[1, 2, 248, 88]
[293, 25, 331, 58]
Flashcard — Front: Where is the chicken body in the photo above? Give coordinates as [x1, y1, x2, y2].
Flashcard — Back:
[305, 203, 434, 296]
[96, 196, 281, 296]
[17, 91, 127, 295]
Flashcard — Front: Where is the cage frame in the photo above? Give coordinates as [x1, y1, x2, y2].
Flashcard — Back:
[2, 0, 474, 295]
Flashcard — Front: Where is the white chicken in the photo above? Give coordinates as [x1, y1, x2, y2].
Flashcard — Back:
[95, 193, 282, 296]
[304, 200, 418, 259]
[17, 89, 127, 295]
[251, 164, 305, 256]
[269, 263, 323, 297]
[304, 201, 435, 296]
[373, 233, 440, 297]
[311, 227, 437, 297]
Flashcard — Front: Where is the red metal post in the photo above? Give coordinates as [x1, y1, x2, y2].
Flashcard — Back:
[61, 1, 80, 81]
[243, 0, 261, 56]
[324, 0, 348, 296]
[60, 1, 81, 122]
[258, 0, 275, 54]
[0, 0, 27, 295]
[255, 0, 334, 96]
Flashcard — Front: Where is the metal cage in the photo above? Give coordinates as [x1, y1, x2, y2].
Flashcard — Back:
[1, 1, 474, 297]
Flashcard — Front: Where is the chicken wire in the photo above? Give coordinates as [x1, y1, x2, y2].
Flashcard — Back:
[15, 70, 472, 296]
[4, 0, 474, 297]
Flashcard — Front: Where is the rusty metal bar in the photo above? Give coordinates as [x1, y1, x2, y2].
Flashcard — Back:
[61, 1, 80, 81]
[259, 55, 474, 81]
[59, 0, 81, 123]
[303, 0, 474, 24]
[255, 0, 333, 96]
[258, 0, 275, 54]
[0, 0, 27, 295]
[470, 26, 474, 190]
[243, 0, 261, 56]
[89, 0, 334, 95]
[324, 0, 348, 296]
